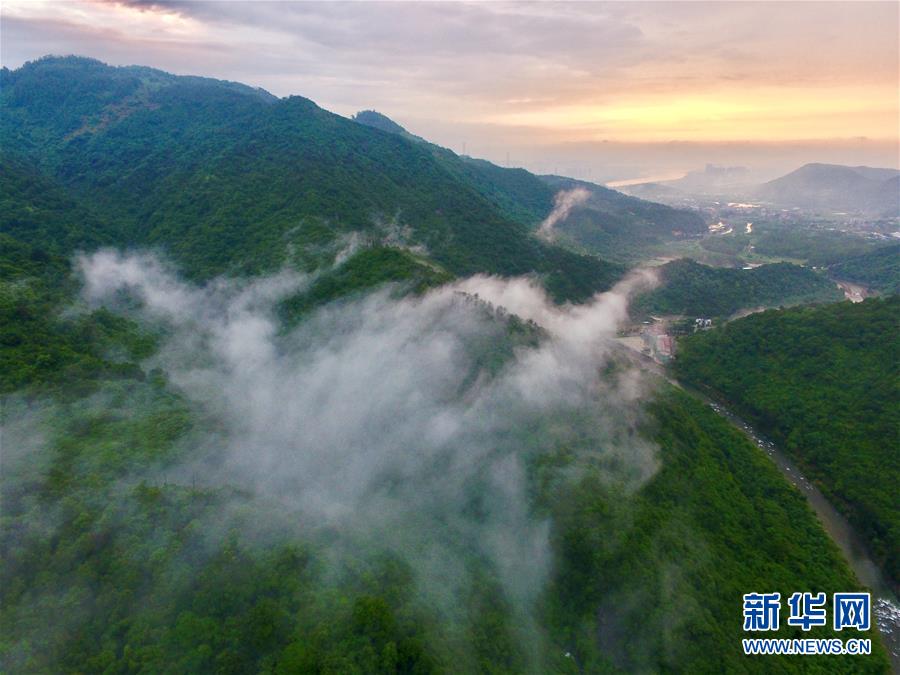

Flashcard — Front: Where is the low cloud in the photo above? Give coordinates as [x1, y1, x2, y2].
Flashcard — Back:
[76, 250, 659, 639]
[536, 187, 590, 240]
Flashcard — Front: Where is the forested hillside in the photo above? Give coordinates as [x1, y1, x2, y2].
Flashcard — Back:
[752, 225, 892, 267]
[353, 109, 707, 261]
[1, 56, 621, 301]
[0, 55, 892, 673]
[2, 342, 886, 672]
[539, 175, 707, 262]
[829, 244, 900, 294]
[674, 297, 900, 589]
[633, 258, 842, 317]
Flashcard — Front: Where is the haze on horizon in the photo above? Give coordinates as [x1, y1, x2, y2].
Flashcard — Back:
[2, 0, 898, 181]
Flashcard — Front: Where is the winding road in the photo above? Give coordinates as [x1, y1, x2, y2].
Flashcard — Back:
[704, 399, 900, 669]
[617, 338, 900, 667]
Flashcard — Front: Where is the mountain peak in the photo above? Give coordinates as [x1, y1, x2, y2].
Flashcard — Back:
[352, 110, 424, 142]
[353, 110, 407, 134]
[757, 162, 900, 215]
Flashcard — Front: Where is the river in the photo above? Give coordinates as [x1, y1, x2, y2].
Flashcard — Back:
[835, 279, 873, 303]
[616, 340, 900, 667]
[705, 400, 900, 669]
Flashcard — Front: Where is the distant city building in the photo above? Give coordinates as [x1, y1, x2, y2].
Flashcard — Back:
[656, 335, 674, 361]
[642, 329, 675, 363]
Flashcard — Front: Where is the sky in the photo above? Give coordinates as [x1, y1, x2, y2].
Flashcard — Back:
[2, 1, 899, 180]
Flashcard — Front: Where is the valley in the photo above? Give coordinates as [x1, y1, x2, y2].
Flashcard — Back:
[706, 401, 900, 669]
[1, 52, 897, 673]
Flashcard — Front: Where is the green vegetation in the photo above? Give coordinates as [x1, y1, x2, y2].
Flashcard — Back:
[447, 157, 554, 227]
[0, 153, 120, 254]
[3, 447, 436, 672]
[353, 110, 424, 142]
[752, 224, 890, 267]
[354, 108, 707, 262]
[674, 297, 900, 588]
[2, 56, 622, 301]
[510, 174, 707, 264]
[2, 367, 888, 672]
[0, 234, 155, 395]
[699, 231, 751, 257]
[829, 244, 900, 294]
[543, 387, 888, 673]
[693, 219, 896, 273]
[354, 109, 554, 227]
[280, 246, 453, 322]
[633, 258, 842, 317]
[1, 55, 893, 673]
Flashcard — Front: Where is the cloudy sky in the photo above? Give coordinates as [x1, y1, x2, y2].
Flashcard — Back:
[3, 1, 898, 179]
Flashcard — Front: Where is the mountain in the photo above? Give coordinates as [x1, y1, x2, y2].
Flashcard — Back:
[0, 152, 120, 256]
[540, 174, 707, 243]
[675, 296, 900, 589]
[524, 173, 707, 263]
[674, 164, 752, 192]
[1, 56, 893, 672]
[353, 110, 707, 261]
[616, 164, 762, 206]
[1, 56, 622, 301]
[756, 163, 900, 216]
[353, 109, 424, 142]
[874, 174, 900, 215]
[634, 258, 842, 318]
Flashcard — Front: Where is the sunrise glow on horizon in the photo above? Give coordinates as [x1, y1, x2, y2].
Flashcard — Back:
[3, 0, 898, 172]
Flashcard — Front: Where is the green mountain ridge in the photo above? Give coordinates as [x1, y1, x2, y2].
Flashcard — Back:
[675, 297, 900, 590]
[0, 55, 893, 673]
[2, 56, 622, 300]
[2, 298, 887, 673]
[352, 108, 708, 261]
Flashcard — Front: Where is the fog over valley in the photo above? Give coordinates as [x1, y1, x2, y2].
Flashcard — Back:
[1, 3, 898, 672]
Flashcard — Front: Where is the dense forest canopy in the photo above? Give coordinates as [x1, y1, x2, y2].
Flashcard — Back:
[633, 258, 842, 318]
[0, 55, 895, 672]
[2, 56, 626, 301]
[352, 105, 708, 257]
[750, 224, 893, 268]
[674, 297, 900, 590]
[2, 267, 886, 671]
